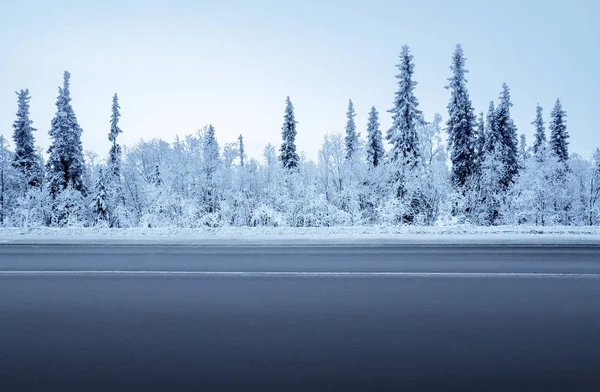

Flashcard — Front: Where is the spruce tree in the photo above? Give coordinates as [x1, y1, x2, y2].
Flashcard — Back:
[92, 167, 109, 226]
[446, 44, 477, 188]
[532, 104, 546, 156]
[549, 98, 569, 163]
[238, 134, 245, 167]
[387, 45, 422, 166]
[474, 112, 485, 175]
[280, 96, 299, 170]
[344, 99, 358, 160]
[47, 71, 87, 199]
[366, 106, 384, 168]
[12, 89, 42, 188]
[484, 101, 500, 154]
[203, 124, 220, 213]
[519, 134, 530, 169]
[108, 93, 122, 179]
[496, 83, 519, 186]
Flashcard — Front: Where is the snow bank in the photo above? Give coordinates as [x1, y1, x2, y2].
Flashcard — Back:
[1, 225, 600, 245]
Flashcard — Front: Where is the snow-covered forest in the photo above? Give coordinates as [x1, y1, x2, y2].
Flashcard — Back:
[3, 45, 600, 228]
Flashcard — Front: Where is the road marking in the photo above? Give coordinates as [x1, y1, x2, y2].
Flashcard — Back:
[1, 271, 600, 278]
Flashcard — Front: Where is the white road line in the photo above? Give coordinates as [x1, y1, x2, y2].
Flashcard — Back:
[0, 271, 599, 278]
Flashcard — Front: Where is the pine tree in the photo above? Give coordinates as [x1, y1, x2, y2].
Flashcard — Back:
[446, 44, 477, 188]
[496, 83, 519, 187]
[92, 167, 109, 226]
[280, 96, 299, 170]
[108, 93, 122, 179]
[12, 89, 42, 188]
[387, 45, 422, 165]
[549, 98, 569, 163]
[47, 71, 87, 199]
[344, 99, 359, 160]
[366, 106, 384, 168]
[238, 134, 245, 167]
[532, 104, 546, 157]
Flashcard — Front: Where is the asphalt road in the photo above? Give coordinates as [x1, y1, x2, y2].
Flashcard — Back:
[1, 244, 600, 391]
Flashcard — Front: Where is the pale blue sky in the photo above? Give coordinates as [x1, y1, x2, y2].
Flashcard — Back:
[1, 0, 598, 162]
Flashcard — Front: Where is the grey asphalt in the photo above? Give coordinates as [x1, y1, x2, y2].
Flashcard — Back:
[1, 244, 600, 391]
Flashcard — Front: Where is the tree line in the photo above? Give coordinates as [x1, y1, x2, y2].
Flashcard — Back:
[2, 45, 600, 228]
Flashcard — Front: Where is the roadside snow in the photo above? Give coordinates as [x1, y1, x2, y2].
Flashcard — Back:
[0, 226, 599, 245]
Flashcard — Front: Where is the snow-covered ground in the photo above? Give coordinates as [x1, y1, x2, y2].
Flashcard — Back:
[1, 226, 600, 245]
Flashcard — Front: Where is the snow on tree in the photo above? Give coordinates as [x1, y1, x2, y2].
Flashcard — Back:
[445, 44, 477, 188]
[532, 104, 546, 157]
[387, 45, 422, 166]
[0, 136, 18, 225]
[344, 99, 359, 160]
[590, 148, 600, 225]
[366, 106, 384, 168]
[238, 134, 245, 167]
[12, 89, 42, 188]
[280, 96, 299, 170]
[495, 83, 519, 187]
[474, 112, 485, 175]
[549, 98, 569, 163]
[108, 93, 123, 179]
[518, 134, 530, 169]
[203, 124, 220, 215]
[91, 167, 109, 227]
[51, 181, 87, 227]
[47, 71, 87, 200]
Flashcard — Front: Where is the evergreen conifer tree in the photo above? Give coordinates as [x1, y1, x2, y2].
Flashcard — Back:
[108, 93, 122, 179]
[344, 99, 359, 160]
[280, 96, 299, 170]
[446, 44, 477, 187]
[238, 134, 245, 167]
[12, 89, 42, 188]
[496, 83, 519, 186]
[549, 98, 569, 163]
[47, 71, 87, 200]
[532, 104, 546, 157]
[366, 106, 384, 168]
[387, 45, 422, 166]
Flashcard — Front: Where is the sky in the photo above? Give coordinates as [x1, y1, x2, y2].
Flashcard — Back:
[1, 0, 599, 163]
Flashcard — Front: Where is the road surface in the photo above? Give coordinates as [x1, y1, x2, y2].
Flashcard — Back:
[1, 244, 600, 391]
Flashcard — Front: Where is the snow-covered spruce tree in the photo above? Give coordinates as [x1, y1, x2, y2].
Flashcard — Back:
[238, 134, 245, 167]
[202, 124, 220, 216]
[446, 44, 477, 188]
[280, 96, 299, 170]
[47, 71, 87, 204]
[91, 167, 109, 227]
[518, 134, 530, 169]
[366, 106, 384, 168]
[387, 45, 422, 166]
[532, 104, 546, 158]
[12, 89, 42, 189]
[474, 112, 485, 177]
[344, 99, 359, 160]
[385, 45, 424, 223]
[107, 93, 126, 227]
[108, 93, 122, 179]
[496, 83, 519, 187]
[549, 98, 569, 163]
